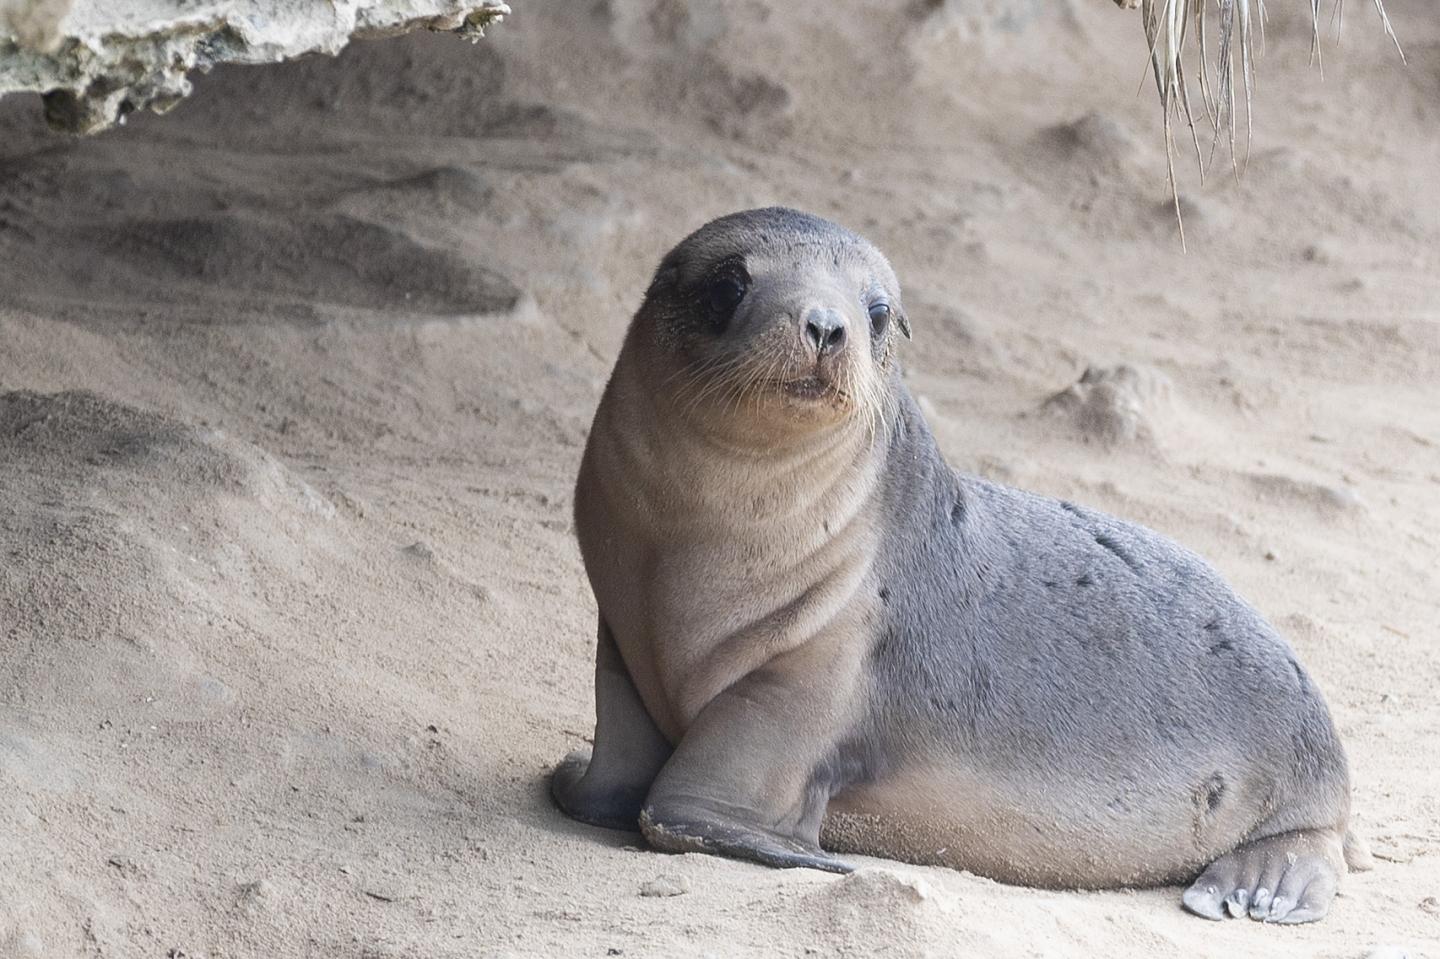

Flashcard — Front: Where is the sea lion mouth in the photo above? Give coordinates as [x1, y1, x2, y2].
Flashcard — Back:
[778, 376, 842, 401]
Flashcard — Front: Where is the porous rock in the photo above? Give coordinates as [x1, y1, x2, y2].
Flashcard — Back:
[0, 0, 510, 133]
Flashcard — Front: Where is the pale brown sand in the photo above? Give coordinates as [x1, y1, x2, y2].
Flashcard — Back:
[1, 2, 1437, 956]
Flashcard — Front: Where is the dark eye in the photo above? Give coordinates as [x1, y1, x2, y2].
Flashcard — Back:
[868, 301, 891, 335]
[707, 276, 747, 317]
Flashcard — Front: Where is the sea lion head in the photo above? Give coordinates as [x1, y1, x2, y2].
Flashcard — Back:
[633, 207, 908, 446]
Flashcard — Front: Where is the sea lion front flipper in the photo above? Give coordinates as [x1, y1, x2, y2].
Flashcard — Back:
[639, 806, 854, 873]
[637, 642, 859, 873]
[550, 618, 673, 832]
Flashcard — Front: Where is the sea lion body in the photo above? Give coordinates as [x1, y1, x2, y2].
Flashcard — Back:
[552, 207, 1356, 922]
[820, 414, 1347, 889]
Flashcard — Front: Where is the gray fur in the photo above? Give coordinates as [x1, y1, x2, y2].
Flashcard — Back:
[551, 207, 1356, 924]
[847, 382, 1349, 887]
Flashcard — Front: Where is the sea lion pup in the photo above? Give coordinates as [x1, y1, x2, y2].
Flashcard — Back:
[551, 207, 1361, 923]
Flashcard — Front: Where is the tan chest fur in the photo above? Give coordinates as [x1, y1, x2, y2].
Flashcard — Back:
[576, 354, 883, 741]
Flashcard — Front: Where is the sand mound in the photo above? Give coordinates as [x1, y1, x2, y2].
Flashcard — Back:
[0, 391, 331, 952]
[0, 142, 521, 320]
[167, 36, 592, 143]
[0, 389, 333, 511]
[1040, 364, 1175, 446]
[1039, 112, 1143, 174]
[91, 212, 519, 317]
[798, 867, 997, 954]
[0, 389, 335, 649]
[911, 0, 1080, 45]
[900, 292, 1000, 377]
[596, 2, 793, 143]
[348, 166, 498, 216]
[1245, 471, 1366, 519]
[0, 388, 502, 955]
[0, 208, 520, 319]
[0, 388, 347, 733]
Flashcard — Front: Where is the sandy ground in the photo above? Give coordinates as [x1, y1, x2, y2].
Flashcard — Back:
[1, 1, 1438, 956]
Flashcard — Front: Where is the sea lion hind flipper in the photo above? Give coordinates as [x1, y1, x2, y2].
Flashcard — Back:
[1181, 828, 1344, 924]
[550, 618, 673, 832]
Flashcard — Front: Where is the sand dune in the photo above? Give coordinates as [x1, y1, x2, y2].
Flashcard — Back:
[1, 1, 1437, 956]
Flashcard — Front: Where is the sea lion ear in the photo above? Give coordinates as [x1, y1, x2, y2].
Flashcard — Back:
[646, 262, 680, 300]
[896, 308, 912, 340]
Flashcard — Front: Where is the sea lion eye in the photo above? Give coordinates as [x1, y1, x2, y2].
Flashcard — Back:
[707, 276, 747, 317]
[868, 301, 892, 335]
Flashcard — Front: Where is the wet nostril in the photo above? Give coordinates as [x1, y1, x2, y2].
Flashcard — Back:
[803, 309, 846, 356]
[804, 319, 825, 351]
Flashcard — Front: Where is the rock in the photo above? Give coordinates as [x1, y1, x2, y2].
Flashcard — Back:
[639, 874, 690, 898]
[106, 853, 142, 877]
[402, 541, 436, 562]
[0, 0, 511, 134]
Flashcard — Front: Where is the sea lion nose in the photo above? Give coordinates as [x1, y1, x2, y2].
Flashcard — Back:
[803, 307, 847, 357]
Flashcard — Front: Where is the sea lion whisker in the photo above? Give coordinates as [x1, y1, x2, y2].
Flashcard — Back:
[678, 358, 739, 411]
[709, 358, 756, 421]
[745, 355, 778, 415]
[676, 353, 751, 417]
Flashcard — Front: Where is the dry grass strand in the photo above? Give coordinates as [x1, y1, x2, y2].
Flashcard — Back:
[1135, 0, 1404, 243]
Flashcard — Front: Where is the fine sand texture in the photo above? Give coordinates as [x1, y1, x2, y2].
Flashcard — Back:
[1, 1, 1437, 956]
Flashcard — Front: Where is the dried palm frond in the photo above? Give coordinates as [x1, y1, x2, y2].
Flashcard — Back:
[1129, 0, 1404, 244]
